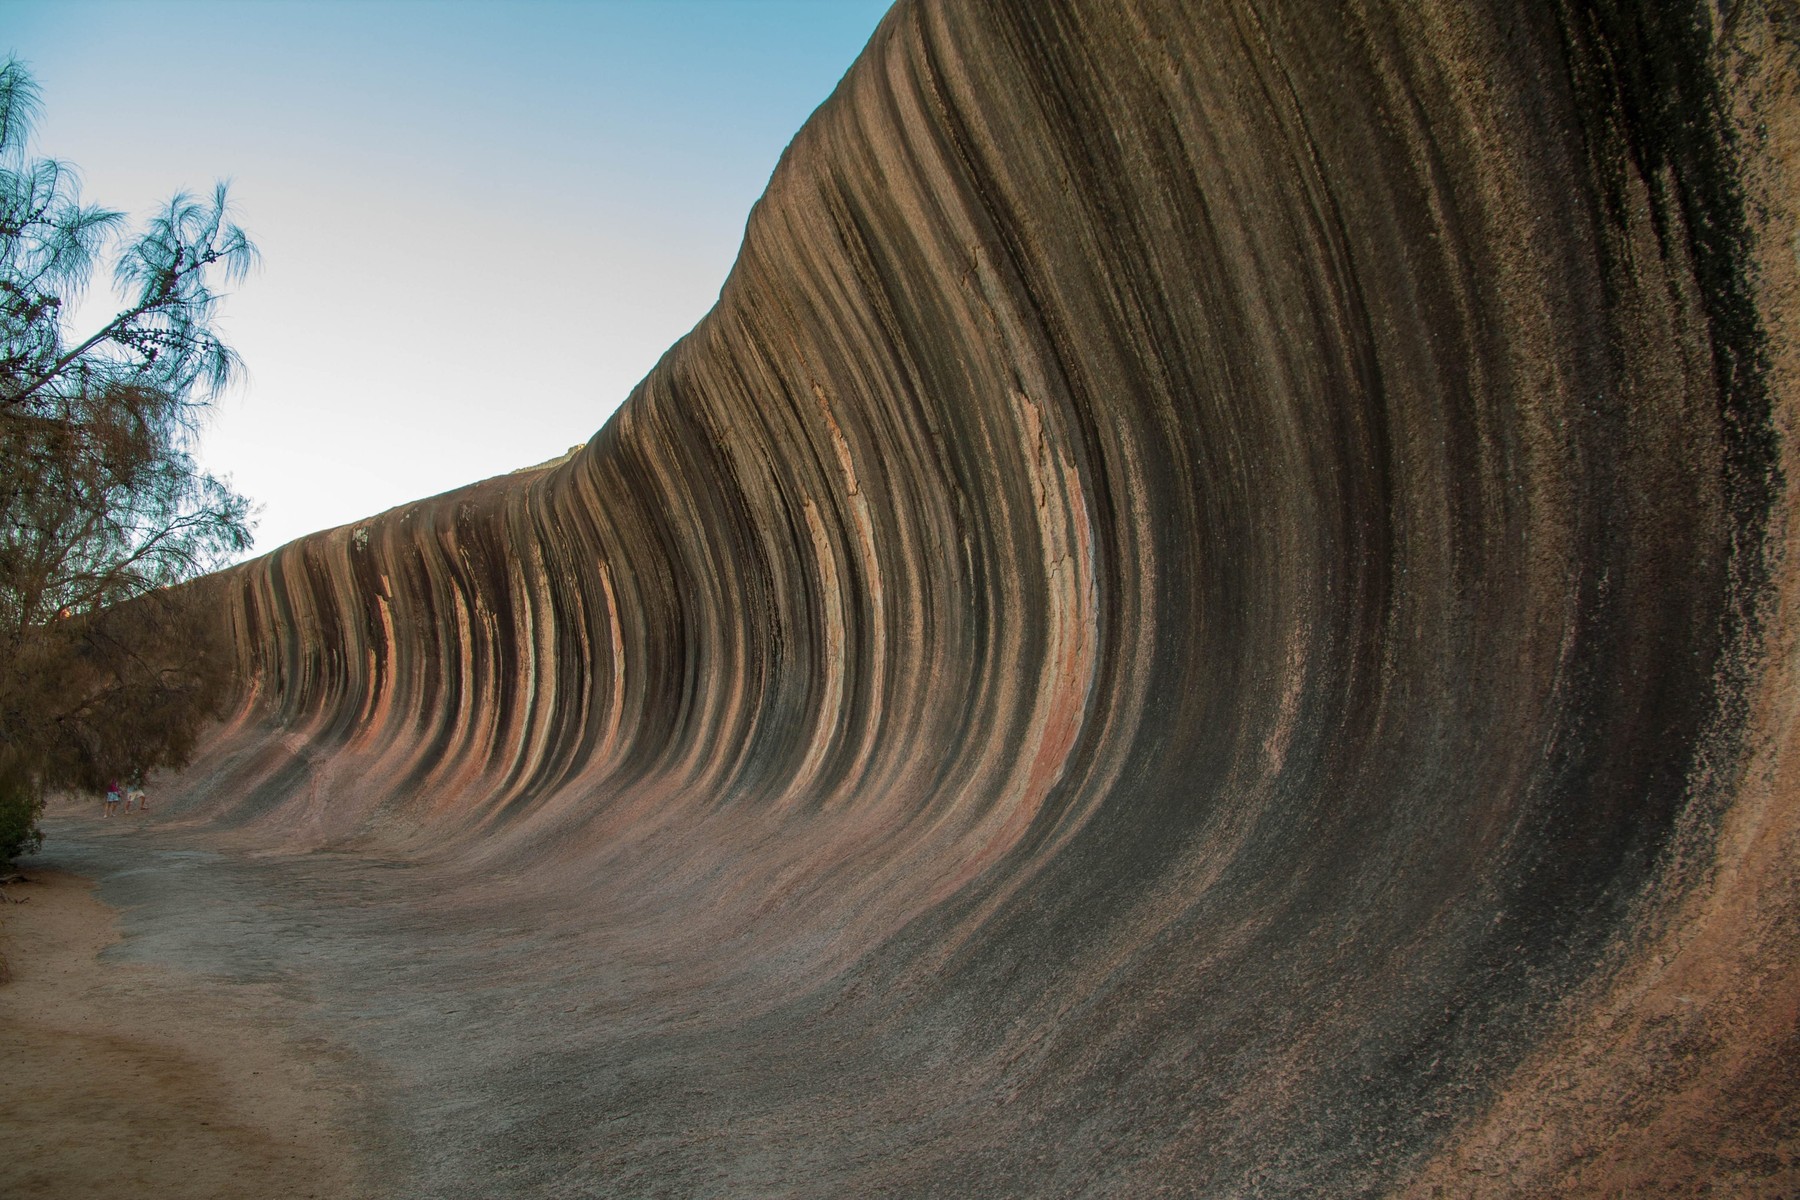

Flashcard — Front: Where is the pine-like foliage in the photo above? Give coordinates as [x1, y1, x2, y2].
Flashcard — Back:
[0, 59, 256, 856]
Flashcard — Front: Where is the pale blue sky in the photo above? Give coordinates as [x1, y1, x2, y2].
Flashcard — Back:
[3, 0, 894, 554]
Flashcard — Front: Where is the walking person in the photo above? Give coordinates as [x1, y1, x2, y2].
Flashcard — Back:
[103, 778, 121, 817]
[126, 778, 147, 813]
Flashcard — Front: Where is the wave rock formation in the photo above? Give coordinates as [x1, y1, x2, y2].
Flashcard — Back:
[168, 1, 1797, 1194]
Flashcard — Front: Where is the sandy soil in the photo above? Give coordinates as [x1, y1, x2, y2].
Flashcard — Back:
[0, 860, 361, 1199]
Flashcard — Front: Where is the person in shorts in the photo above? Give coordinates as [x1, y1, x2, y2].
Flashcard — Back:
[103, 779, 121, 817]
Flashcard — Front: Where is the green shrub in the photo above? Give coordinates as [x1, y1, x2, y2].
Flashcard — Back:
[0, 762, 43, 863]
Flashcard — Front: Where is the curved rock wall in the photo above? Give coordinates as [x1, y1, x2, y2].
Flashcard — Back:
[171, 1, 1797, 1193]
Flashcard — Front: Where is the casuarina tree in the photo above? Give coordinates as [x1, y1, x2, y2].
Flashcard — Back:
[0, 57, 256, 858]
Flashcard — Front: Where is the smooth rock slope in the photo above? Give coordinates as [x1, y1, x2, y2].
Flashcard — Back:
[160, 1, 1797, 1194]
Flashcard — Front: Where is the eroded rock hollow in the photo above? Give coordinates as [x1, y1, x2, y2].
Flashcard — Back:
[167, 1, 1797, 1193]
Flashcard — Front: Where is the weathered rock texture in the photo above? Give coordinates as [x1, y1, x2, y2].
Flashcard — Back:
[167, 0, 1798, 1194]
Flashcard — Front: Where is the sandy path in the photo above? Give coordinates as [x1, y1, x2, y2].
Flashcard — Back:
[0, 861, 362, 1199]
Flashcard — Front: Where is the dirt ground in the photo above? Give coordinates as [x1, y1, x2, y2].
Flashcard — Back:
[0, 858, 361, 1199]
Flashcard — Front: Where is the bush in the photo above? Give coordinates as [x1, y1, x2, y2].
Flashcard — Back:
[0, 757, 43, 863]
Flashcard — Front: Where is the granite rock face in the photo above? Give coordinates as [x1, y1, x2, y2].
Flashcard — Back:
[176, 1, 1797, 1193]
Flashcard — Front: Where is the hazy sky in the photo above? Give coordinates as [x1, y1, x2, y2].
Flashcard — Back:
[3, 0, 893, 555]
